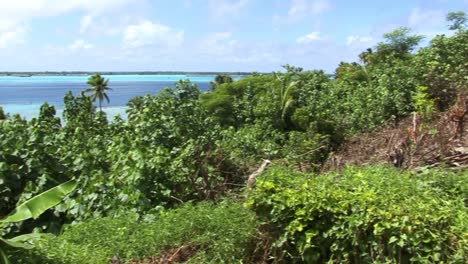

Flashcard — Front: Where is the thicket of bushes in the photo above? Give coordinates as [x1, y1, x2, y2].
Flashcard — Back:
[9, 167, 467, 263]
[247, 166, 468, 263]
[10, 200, 258, 264]
[1, 14, 467, 263]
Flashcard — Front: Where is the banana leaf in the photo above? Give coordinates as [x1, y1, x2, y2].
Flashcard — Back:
[0, 237, 32, 250]
[0, 236, 44, 264]
[0, 233, 48, 250]
[0, 179, 77, 224]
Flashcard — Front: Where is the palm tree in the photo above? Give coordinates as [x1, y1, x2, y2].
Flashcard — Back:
[210, 74, 233, 91]
[274, 72, 298, 129]
[84, 73, 112, 112]
[214, 74, 233, 85]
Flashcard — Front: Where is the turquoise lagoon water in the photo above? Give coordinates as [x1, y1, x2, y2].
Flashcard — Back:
[0, 74, 227, 120]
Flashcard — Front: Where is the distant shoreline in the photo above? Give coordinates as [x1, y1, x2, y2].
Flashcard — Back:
[0, 71, 255, 77]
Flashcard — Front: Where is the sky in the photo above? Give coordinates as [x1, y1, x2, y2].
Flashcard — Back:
[0, 0, 466, 73]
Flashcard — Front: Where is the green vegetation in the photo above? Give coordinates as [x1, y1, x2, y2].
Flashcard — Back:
[247, 166, 467, 263]
[211, 74, 234, 90]
[0, 13, 467, 263]
[0, 107, 5, 120]
[447, 11, 467, 30]
[1, 180, 77, 264]
[84, 73, 112, 112]
[12, 200, 258, 264]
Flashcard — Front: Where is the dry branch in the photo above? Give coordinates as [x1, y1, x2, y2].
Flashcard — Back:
[247, 159, 272, 188]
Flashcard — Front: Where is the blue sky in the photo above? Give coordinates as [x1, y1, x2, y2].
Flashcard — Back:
[0, 0, 466, 73]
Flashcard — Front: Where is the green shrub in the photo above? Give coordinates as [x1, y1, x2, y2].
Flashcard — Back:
[247, 166, 468, 263]
[12, 200, 259, 264]
[413, 29, 468, 111]
[217, 122, 285, 166]
[412, 86, 436, 119]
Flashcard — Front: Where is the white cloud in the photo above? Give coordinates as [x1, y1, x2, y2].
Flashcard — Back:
[0, 0, 137, 46]
[0, 0, 136, 19]
[296, 31, 323, 44]
[69, 39, 93, 51]
[346, 35, 373, 46]
[0, 25, 27, 48]
[186, 32, 281, 66]
[79, 15, 93, 33]
[288, 0, 331, 21]
[76, 15, 135, 37]
[273, 0, 331, 27]
[209, 0, 250, 18]
[199, 32, 236, 55]
[123, 21, 184, 49]
[230, 45, 279, 64]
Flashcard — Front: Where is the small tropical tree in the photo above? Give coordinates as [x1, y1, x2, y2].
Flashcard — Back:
[0, 180, 77, 264]
[84, 73, 112, 112]
[214, 74, 233, 85]
[210, 74, 233, 91]
[373, 27, 424, 61]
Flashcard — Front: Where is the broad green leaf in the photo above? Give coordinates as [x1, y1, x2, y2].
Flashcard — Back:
[0, 179, 77, 223]
[0, 237, 34, 250]
[5, 233, 49, 249]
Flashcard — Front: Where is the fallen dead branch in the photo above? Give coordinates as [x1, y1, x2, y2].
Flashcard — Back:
[247, 159, 272, 188]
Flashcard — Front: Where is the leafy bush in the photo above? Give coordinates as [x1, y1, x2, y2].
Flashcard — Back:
[201, 74, 274, 128]
[12, 200, 259, 264]
[1, 22, 466, 263]
[1, 81, 247, 231]
[247, 166, 468, 263]
[413, 29, 468, 110]
[217, 122, 285, 166]
[412, 86, 436, 119]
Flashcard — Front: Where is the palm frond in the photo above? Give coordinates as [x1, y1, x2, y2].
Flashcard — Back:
[83, 87, 95, 93]
[281, 98, 296, 121]
[281, 81, 298, 107]
[103, 93, 110, 103]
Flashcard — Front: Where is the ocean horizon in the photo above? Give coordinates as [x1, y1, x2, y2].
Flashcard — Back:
[0, 74, 233, 120]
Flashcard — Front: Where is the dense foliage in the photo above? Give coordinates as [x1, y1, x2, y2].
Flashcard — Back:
[1, 180, 77, 264]
[11, 200, 259, 264]
[0, 15, 467, 263]
[247, 166, 468, 263]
